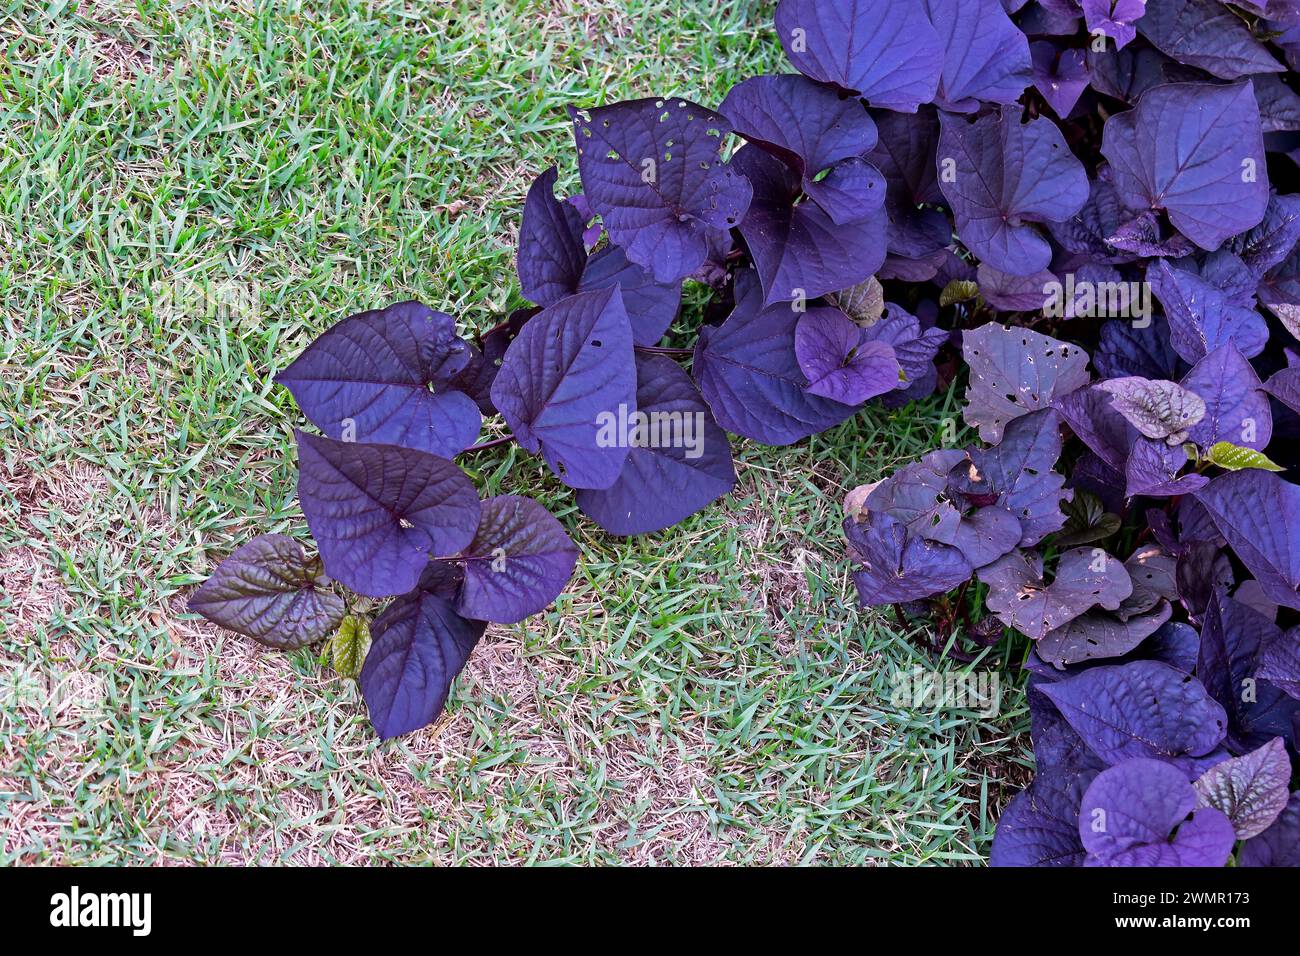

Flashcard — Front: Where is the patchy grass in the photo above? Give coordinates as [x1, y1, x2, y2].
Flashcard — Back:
[0, 0, 1030, 865]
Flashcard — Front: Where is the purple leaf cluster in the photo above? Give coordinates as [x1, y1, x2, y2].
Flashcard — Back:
[825, 0, 1300, 865]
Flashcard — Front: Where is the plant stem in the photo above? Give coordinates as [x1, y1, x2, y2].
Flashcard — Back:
[460, 434, 516, 454]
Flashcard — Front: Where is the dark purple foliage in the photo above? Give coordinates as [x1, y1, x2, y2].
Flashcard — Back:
[295, 431, 480, 599]
[276, 301, 481, 457]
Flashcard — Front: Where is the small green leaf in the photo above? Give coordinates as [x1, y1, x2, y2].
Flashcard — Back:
[1205, 442, 1285, 473]
[1055, 490, 1122, 546]
[940, 279, 979, 307]
[330, 614, 371, 680]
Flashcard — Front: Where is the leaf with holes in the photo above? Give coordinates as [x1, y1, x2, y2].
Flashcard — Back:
[963, 324, 1091, 444]
[570, 98, 752, 283]
[979, 547, 1132, 641]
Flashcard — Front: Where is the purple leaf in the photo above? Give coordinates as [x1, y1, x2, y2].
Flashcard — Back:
[571, 98, 752, 283]
[990, 769, 1097, 866]
[1037, 602, 1173, 669]
[576, 355, 736, 536]
[948, 408, 1071, 547]
[937, 110, 1088, 276]
[188, 534, 345, 649]
[276, 301, 481, 458]
[1253, 73, 1300, 132]
[1106, 210, 1198, 258]
[720, 74, 878, 200]
[1181, 344, 1272, 451]
[693, 277, 858, 445]
[1259, 626, 1300, 699]
[295, 432, 480, 599]
[1030, 680, 1109, 772]
[491, 287, 637, 490]
[1227, 192, 1300, 278]
[1198, 591, 1300, 749]
[963, 324, 1091, 444]
[1080, 758, 1235, 867]
[1125, 437, 1208, 498]
[1096, 377, 1206, 443]
[1101, 82, 1269, 251]
[1149, 260, 1269, 364]
[517, 166, 587, 307]
[1056, 385, 1140, 472]
[1095, 316, 1178, 380]
[1047, 180, 1138, 265]
[1138, 0, 1283, 80]
[1194, 737, 1293, 838]
[1087, 42, 1169, 104]
[921, 0, 1033, 112]
[860, 304, 949, 385]
[1031, 42, 1091, 117]
[774, 0, 943, 111]
[979, 547, 1133, 640]
[977, 264, 1057, 312]
[453, 495, 578, 625]
[1263, 366, 1300, 415]
[1037, 660, 1228, 764]
[577, 245, 683, 348]
[795, 308, 902, 405]
[358, 564, 487, 741]
[1195, 470, 1300, 609]
[1081, 0, 1146, 49]
[732, 145, 886, 305]
[848, 512, 974, 605]
[1239, 793, 1300, 866]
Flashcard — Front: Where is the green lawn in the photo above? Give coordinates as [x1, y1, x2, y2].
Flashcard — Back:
[0, 0, 1030, 864]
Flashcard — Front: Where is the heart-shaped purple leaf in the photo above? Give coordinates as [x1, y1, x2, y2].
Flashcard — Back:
[491, 286, 636, 490]
[295, 432, 480, 599]
[1038, 660, 1228, 764]
[990, 769, 1097, 867]
[794, 308, 902, 405]
[1101, 81, 1269, 251]
[847, 512, 974, 605]
[1037, 601, 1172, 669]
[774, 0, 944, 111]
[453, 495, 578, 625]
[1096, 377, 1206, 443]
[1196, 471, 1300, 609]
[571, 98, 752, 283]
[188, 534, 345, 649]
[517, 166, 588, 308]
[1181, 344, 1272, 451]
[1081, 0, 1146, 49]
[277, 301, 481, 458]
[576, 355, 735, 536]
[359, 564, 487, 741]
[963, 324, 1091, 444]
[1080, 758, 1235, 867]
[1138, 0, 1284, 79]
[693, 278, 858, 445]
[1032, 42, 1091, 117]
[732, 145, 886, 305]
[937, 110, 1088, 276]
[1149, 260, 1268, 364]
[921, 0, 1032, 112]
